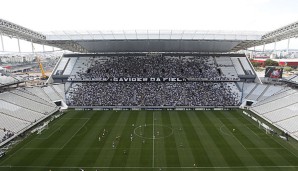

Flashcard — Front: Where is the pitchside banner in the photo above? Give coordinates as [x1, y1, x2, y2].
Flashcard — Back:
[107, 78, 187, 82]
[70, 77, 240, 82]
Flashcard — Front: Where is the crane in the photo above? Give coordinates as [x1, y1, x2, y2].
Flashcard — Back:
[36, 57, 48, 80]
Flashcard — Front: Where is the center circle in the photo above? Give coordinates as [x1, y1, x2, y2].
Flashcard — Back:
[134, 124, 173, 139]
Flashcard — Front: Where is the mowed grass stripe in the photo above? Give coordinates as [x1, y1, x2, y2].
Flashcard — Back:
[139, 111, 153, 167]
[154, 111, 167, 167]
[8, 111, 88, 167]
[226, 111, 278, 149]
[109, 111, 140, 166]
[61, 110, 112, 167]
[45, 112, 94, 167]
[189, 111, 231, 167]
[126, 110, 147, 167]
[170, 111, 196, 167]
[0, 111, 79, 168]
[43, 111, 90, 149]
[232, 111, 281, 148]
[71, 111, 111, 167]
[25, 110, 84, 148]
[218, 111, 277, 167]
[16, 111, 87, 168]
[205, 111, 262, 169]
[161, 111, 180, 167]
[179, 111, 212, 166]
[94, 111, 127, 167]
[230, 111, 298, 166]
[224, 110, 293, 167]
[1, 109, 298, 171]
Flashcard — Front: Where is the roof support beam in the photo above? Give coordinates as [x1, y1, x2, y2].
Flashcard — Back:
[17, 38, 21, 52]
[0, 18, 46, 41]
[287, 38, 290, 53]
[0, 33, 4, 51]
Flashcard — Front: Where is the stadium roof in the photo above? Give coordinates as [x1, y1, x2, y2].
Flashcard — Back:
[0, 19, 45, 42]
[44, 30, 263, 53]
[231, 20, 298, 51]
[1, 18, 298, 53]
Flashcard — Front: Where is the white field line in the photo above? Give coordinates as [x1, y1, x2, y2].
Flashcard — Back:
[36, 126, 62, 140]
[242, 114, 298, 158]
[0, 118, 88, 164]
[1, 165, 298, 169]
[0, 134, 36, 164]
[244, 124, 259, 138]
[59, 118, 90, 149]
[219, 125, 247, 150]
[152, 112, 155, 168]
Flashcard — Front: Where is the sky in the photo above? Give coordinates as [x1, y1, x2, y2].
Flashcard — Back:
[0, 0, 298, 52]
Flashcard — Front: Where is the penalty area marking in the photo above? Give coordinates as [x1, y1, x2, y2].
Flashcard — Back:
[36, 118, 89, 140]
[36, 126, 62, 140]
[219, 125, 285, 150]
[219, 125, 246, 150]
[0, 133, 37, 164]
[59, 118, 90, 149]
[219, 125, 233, 137]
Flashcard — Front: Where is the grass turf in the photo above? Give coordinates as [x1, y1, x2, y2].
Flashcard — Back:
[0, 109, 298, 171]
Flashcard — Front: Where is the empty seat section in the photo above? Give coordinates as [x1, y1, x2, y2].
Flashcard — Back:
[13, 89, 55, 107]
[257, 85, 284, 101]
[69, 57, 92, 78]
[253, 88, 296, 107]
[0, 112, 30, 133]
[0, 100, 44, 122]
[0, 92, 55, 113]
[42, 86, 62, 101]
[215, 57, 233, 66]
[231, 58, 245, 75]
[55, 57, 69, 75]
[252, 92, 298, 114]
[63, 57, 78, 75]
[52, 84, 66, 101]
[276, 116, 298, 133]
[246, 84, 267, 101]
[239, 57, 254, 75]
[263, 104, 298, 123]
[219, 67, 238, 78]
[26, 87, 52, 102]
[242, 83, 256, 98]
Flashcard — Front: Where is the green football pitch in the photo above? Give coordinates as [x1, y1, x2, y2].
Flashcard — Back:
[0, 110, 298, 171]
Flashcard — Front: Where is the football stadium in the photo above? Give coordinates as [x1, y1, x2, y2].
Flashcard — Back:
[1, 2, 298, 170]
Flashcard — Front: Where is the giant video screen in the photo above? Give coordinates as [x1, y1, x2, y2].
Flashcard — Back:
[265, 67, 283, 78]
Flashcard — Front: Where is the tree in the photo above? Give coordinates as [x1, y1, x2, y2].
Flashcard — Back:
[284, 66, 293, 72]
[264, 59, 279, 66]
[250, 61, 261, 68]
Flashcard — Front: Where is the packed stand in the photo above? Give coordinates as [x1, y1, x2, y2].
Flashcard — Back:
[66, 55, 241, 107]
[69, 56, 221, 80]
[0, 129, 14, 143]
[66, 82, 241, 107]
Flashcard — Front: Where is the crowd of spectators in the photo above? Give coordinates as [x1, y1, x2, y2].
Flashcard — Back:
[0, 129, 14, 143]
[66, 55, 242, 107]
[66, 82, 241, 107]
[69, 56, 221, 80]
